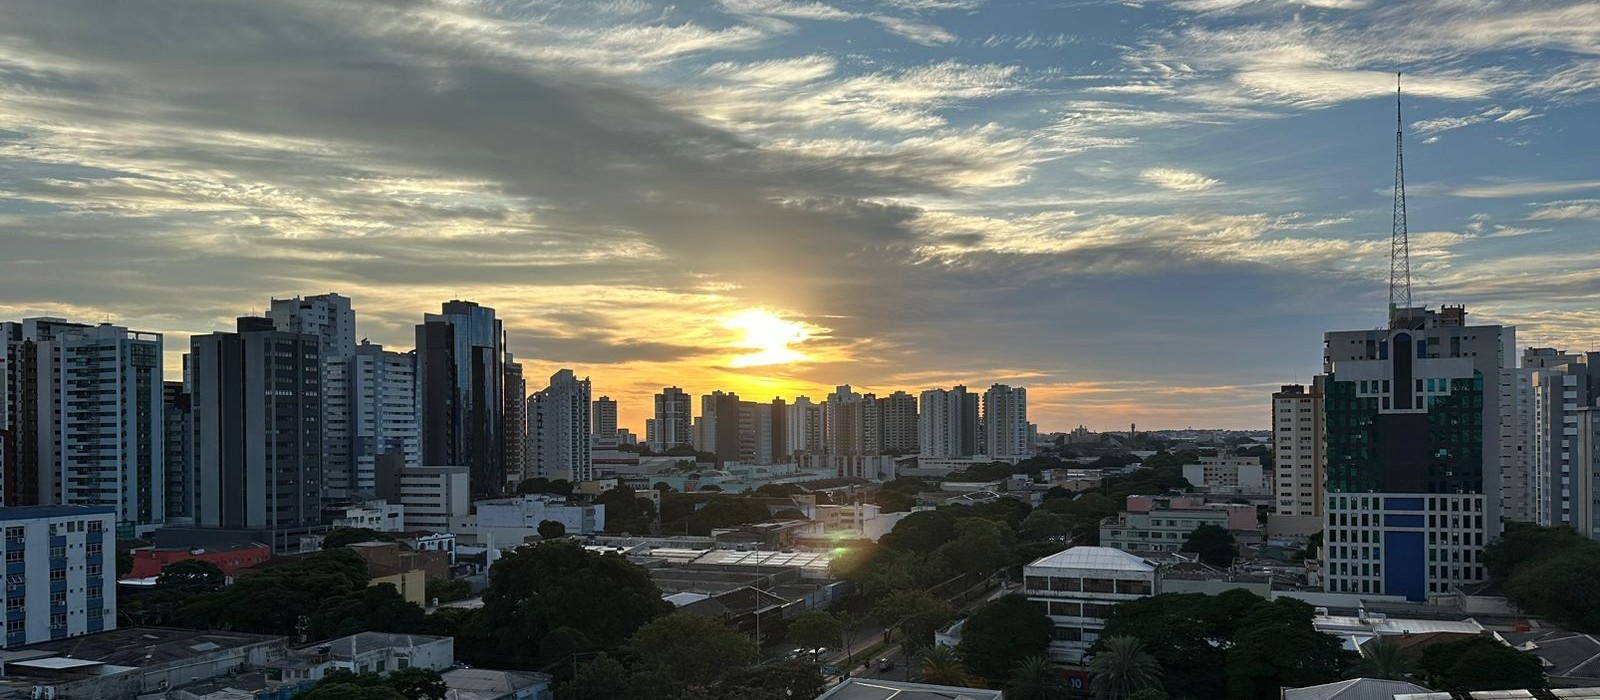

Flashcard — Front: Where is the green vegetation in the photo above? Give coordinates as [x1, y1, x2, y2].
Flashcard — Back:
[786, 611, 844, 651]
[294, 668, 446, 700]
[1089, 636, 1162, 700]
[956, 595, 1052, 686]
[1179, 524, 1238, 568]
[1485, 523, 1600, 632]
[1415, 636, 1544, 691]
[322, 526, 396, 548]
[516, 477, 575, 496]
[1097, 590, 1349, 700]
[596, 484, 658, 534]
[1006, 656, 1071, 700]
[538, 519, 568, 540]
[915, 645, 976, 687]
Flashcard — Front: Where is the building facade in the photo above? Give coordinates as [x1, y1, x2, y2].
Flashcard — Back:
[650, 387, 694, 452]
[1022, 547, 1155, 664]
[417, 300, 505, 497]
[162, 381, 193, 522]
[1, 505, 117, 648]
[824, 385, 866, 456]
[919, 386, 978, 458]
[784, 395, 825, 459]
[982, 383, 1029, 460]
[189, 317, 323, 552]
[1181, 452, 1268, 495]
[323, 342, 419, 500]
[1321, 305, 1511, 600]
[503, 357, 527, 490]
[1273, 383, 1326, 517]
[592, 396, 617, 440]
[267, 293, 356, 361]
[529, 369, 592, 482]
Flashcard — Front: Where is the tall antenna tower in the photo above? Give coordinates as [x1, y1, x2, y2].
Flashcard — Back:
[1388, 72, 1412, 325]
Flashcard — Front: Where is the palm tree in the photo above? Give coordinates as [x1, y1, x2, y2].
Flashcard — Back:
[1351, 637, 1414, 680]
[1089, 636, 1163, 700]
[917, 645, 977, 688]
[1006, 656, 1071, 700]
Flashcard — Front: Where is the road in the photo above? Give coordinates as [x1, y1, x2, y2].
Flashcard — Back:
[822, 575, 1016, 683]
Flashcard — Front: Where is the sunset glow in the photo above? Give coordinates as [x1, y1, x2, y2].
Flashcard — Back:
[724, 309, 813, 368]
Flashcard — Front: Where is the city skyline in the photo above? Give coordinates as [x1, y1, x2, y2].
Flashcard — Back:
[4, 1, 1600, 432]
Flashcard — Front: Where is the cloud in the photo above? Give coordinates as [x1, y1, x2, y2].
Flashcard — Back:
[1140, 168, 1223, 192]
[1526, 200, 1600, 221]
[1452, 180, 1600, 198]
[872, 15, 958, 45]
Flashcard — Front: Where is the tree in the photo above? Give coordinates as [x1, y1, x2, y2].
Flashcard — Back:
[539, 519, 568, 540]
[1484, 522, 1591, 581]
[787, 611, 843, 651]
[1224, 599, 1349, 700]
[1099, 593, 1228, 694]
[308, 583, 428, 640]
[1505, 549, 1600, 633]
[158, 559, 226, 592]
[425, 577, 472, 604]
[1090, 636, 1163, 700]
[1020, 510, 1069, 541]
[956, 595, 1052, 686]
[880, 510, 957, 554]
[297, 684, 404, 700]
[1180, 524, 1238, 568]
[916, 645, 975, 688]
[1351, 637, 1413, 681]
[1416, 637, 1544, 692]
[557, 654, 639, 700]
[596, 484, 656, 534]
[172, 548, 371, 636]
[705, 660, 826, 700]
[936, 517, 1015, 577]
[473, 541, 672, 665]
[385, 668, 448, 700]
[1006, 656, 1071, 700]
[628, 613, 754, 693]
[1128, 691, 1170, 700]
[322, 527, 396, 549]
[874, 589, 954, 652]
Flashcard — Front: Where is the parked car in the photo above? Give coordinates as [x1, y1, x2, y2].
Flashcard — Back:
[877, 657, 894, 672]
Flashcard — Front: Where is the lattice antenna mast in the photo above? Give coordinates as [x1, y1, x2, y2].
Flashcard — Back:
[1389, 72, 1412, 322]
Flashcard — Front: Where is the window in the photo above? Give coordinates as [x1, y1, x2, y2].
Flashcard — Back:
[5, 551, 22, 563]
[50, 568, 66, 582]
[4, 527, 22, 542]
[49, 613, 66, 629]
[1025, 576, 1049, 591]
[1082, 578, 1116, 594]
[1049, 577, 1081, 593]
[6, 597, 23, 611]
[1116, 579, 1151, 595]
[1049, 601, 1081, 616]
[6, 620, 22, 634]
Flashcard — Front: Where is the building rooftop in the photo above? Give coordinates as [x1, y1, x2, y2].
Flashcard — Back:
[0, 505, 115, 521]
[1395, 690, 1600, 700]
[1502, 630, 1600, 680]
[0, 627, 282, 669]
[1027, 546, 1155, 573]
[440, 668, 551, 700]
[1284, 678, 1432, 700]
[318, 632, 449, 659]
[815, 678, 1003, 700]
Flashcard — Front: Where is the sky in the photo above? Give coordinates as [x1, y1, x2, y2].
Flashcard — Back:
[2, 0, 1598, 433]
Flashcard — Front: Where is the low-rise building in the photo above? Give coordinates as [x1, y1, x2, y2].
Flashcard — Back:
[374, 458, 471, 534]
[331, 502, 406, 532]
[815, 678, 1003, 700]
[472, 495, 605, 544]
[1181, 452, 1268, 495]
[128, 541, 272, 580]
[441, 668, 554, 700]
[800, 502, 910, 542]
[1, 505, 117, 648]
[0, 627, 284, 700]
[1023, 547, 1156, 664]
[1099, 495, 1256, 553]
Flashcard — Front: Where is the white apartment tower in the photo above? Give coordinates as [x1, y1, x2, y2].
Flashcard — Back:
[323, 341, 420, 499]
[1, 506, 118, 648]
[650, 387, 693, 451]
[35, 324, 166, 537]
[1271, 383, 1325, 517]
[982, 383, 1029, 460]
[786, 395, 825, 458]
[530, 369, 592, 482]
[919, 387, 977, 458]
[267, 293, 356, 360]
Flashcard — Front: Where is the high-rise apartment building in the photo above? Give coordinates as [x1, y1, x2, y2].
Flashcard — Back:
[417, 300, 505, 497]
[785, 395, 825, 459]
[530, 369, 592, 482]
[503, 356, 526, 489]
[1520, 349, 1600, 534]
[875, 391, 919, 455]
[267, 293, 356, 360]
[699, 391, 742, 463]
[592, 396, 618, 439]
[2, 318, 91, 506]
[189, 317, 324, 552]
[0, 506, 117, 648]
[1321, 305, 1512, 600]
[824, 385, 867, 456]
[1271, 383, 1325, 518]
[44, 324, 165, 537]
[650, 387, 693, 451]
[162, 381, 193, 522]
[982, 383, 1029, 460]
[919, 386, 978, 458]
[323, 341, 419, 499]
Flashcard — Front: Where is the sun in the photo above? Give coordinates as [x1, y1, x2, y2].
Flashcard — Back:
[724, 309, 812, 368]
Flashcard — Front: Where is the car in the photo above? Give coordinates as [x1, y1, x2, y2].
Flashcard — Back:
[877, 657, 894, 672]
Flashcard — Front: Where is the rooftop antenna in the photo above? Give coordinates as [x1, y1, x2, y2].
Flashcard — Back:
[1388, 72, 1413, 327]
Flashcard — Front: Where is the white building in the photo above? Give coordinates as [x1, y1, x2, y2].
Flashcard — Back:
[332, 502, 406, 533]
[1, 506, 118, 648]
[982, 383, 1029, 461]
[530, 370, 592, 482]
[1519, 349, 1600, 535]
[799, 454, 898, 482]
[1023, 547, 1156, 664]
[1181, 452, 1268, 495]
[321, 632, 454, 676]
[649, 387, 693, 451]
[376, 463, 471, 533]
[800, 502, 909, 542]
[43, 324, 166, 537]
[323, 342, 419, 500]
[267, 293, 357, 361]
[1272, 383, 1325, 517]
[785, 395, 825, 458]
[473, 495, 605, 543]
[919, 386, 978, 458]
